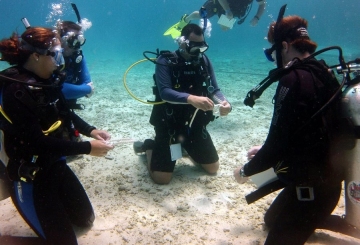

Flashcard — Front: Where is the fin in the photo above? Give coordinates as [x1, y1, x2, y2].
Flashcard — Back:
[164, 14, 188, 39]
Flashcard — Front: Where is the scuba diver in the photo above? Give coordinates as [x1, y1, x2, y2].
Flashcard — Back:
[56, 3, 94, 110]
[134, 24, 232, 185]
[164, 0, 266, 38]
[0, 26, 113, 244]
[233, 6, 343, 245]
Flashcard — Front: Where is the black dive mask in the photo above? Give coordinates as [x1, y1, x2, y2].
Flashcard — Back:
[187, 41, 209, 56]
[63, 33, 86, 49]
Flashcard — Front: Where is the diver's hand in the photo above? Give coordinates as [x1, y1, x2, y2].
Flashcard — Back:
[250, 16, 259, 26]
[233, 166, 249, 184]
[86, 82, 94, 98]
[90, 129, 111, 141]
[219, 101, 231, 116]
[247, 145, 262, 160]
[89, 140, 114, 157]
[225, 9, 233, 20]
[187, 95, 214, 111]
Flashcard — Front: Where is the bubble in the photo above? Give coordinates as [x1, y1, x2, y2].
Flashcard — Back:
[46, 1, 71, 24]
[79, 18, 92, 31]
[200, 19, 212, 38]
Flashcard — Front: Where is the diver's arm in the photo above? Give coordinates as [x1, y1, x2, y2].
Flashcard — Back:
[155, 56, 190, 104]
[79, 57, 91, 84]
[206, 56, 232, 115]
[255, 0, 266, 19]
[218, 0, 230, 13]
[155, 58, 214, 110]
[70, 112, 96, 137]
[218, 0, 233, 19]
[243, 74, 297, 176]
[206, 56, 226, 102]
[250, 0, 266, 26]
[61, 57, 92, 99]
[61, 82, 92, 100]
[187, 95, 214, 111]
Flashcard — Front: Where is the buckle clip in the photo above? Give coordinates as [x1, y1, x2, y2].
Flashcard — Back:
[296, 186, 314, 201]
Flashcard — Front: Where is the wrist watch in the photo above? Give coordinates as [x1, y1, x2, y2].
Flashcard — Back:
[239, 167, 247, 177]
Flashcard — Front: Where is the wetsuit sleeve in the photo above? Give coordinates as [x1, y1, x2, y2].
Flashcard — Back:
[79, 57, 91, 84]
[61, 57, 92, 100]
[243, 72, 299, 176]
[205, 56, 228, 103]
[61, 83, 92, 100]
[155, 55, 189, 103]
[3, 83, 91, 156]
[70, 112, 96, 137]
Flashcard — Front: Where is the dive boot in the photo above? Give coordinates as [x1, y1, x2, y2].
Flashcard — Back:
[133, 139, 155, 154]
[164, 14, 189, 39]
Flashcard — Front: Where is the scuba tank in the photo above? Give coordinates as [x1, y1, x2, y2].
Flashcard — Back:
[338, 62, 360, 229]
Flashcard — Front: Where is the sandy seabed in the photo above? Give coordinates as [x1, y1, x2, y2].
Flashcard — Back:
[1, 58, 360, 245]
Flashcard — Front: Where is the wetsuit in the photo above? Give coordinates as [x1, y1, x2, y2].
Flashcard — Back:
[149, 51, 227, 172]
[203, 0, 260, 24]
[62, 51, 92, 109]
[0, 66, 95, 245]
[242, 59, 342, 245]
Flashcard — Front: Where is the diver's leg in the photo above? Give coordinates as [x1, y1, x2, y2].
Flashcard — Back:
[264, 183, 341, 245]
[33, 161, 79, 245]
[0, 236, 46, 245]
[184, 126, 219, 174]
[147, 128, 175, 185]
[60, 162, 94, 227]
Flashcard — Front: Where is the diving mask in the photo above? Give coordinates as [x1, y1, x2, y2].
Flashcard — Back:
[20, 39, 65, 68]
[62, 31, 86, 49]
[47, 45, 65, 68]
[187, 41, 209, 56]
[264, 44, 276, 62]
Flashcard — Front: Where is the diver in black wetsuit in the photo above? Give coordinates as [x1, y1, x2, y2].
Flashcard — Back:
[0, 27, 113, 245]
[135, 24, 232, 184]
[233, 14, 342, 245]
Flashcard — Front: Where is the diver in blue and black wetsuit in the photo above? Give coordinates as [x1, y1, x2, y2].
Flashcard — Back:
[0, 27, 113, 245]
[57, 20, 94, 110]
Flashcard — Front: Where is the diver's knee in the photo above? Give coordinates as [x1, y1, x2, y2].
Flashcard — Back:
[201, 161, 219, 174]
[150, 171, 172, 185]
[75, 210, 95, 228]
[264, 211, 275, 229]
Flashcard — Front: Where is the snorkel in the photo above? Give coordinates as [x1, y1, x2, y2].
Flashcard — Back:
[21, 17, 31, 29]
[274, 4, 287, 68]
[200, 6, 208, 35]
[263, 4, 287, 68]
[244, 4, 287, 107]
[71, 3, 82, 24]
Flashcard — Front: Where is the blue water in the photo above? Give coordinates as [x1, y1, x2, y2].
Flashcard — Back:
[0, 0, 359, 94]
